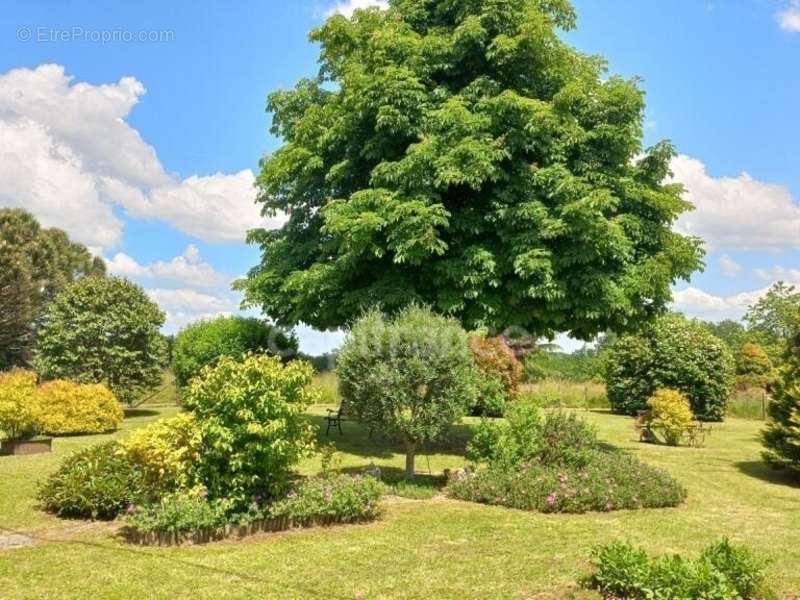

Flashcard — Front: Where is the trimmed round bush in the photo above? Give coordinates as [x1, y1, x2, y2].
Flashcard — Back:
[172, 316, 298, 387]
[468, 336, 522, 417]
[124, 413, 201, 496]
[336, 305, 477, 479]
[604, 314, 734, 420]
[0, 369, 39, 440]
[183, 354, 317, 507]
[647, 388, 693, 446]
[38, 441, 143, 519]
[35, 380, 123, 435]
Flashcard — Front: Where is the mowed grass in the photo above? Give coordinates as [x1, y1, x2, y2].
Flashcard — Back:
[2, 389, 800, 598]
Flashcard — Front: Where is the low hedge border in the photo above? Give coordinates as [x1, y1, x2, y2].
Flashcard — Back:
[121, 513, 376, 546]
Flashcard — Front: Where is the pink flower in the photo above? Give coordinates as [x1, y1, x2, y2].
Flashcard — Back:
[546, 493, 557, 506]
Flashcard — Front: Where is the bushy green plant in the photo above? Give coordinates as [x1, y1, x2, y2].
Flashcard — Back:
[590, 539, 770, 599]
[184, 354, 317, 507]
[267, 475, 383, 523]
[336, 305, 477, 479]
[604, 314, 735, 420]
[171, 316, 298, 387]
[736, 342, 774, 388]
[124, 413, 202, 495]
[762, 323, 800, 474]
[466, 404, 599, 469]
[0, 369, 39, 440]
[34, 380, 123, 435]
[38, 441, 143, 519]
[646, 388, 694, 446]
[34, 276, 165, 404]
[125, 489, 228, 534]
[468, 336, 522, 417]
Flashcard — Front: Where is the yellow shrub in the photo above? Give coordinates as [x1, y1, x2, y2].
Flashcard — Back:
[0, 369, 39, 440]
[124, 413, 201, 494]
[647, 388, 694, 446]
[35, 380, 123, 435]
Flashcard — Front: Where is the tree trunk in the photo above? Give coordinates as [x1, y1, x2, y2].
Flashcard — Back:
[404, 442, 416, 480]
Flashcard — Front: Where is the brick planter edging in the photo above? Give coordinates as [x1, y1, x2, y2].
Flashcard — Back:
[121, 514, 374, 546]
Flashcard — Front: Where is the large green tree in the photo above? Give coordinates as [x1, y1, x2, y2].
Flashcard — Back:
[744, 282, 800, 364]
[238, 0, 703, 339]
[0, 209, 105, 367]
[34, 277, 165, 404]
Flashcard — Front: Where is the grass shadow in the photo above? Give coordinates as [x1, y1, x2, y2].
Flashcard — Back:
[735, 461, 800, 488]
[124, 408, 161, 418]
[305, 415, 475, 460]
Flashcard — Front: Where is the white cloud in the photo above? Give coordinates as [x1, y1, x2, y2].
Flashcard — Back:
[672, 286, 766, 322]
[106, 245, 229, 288]
[754, 265, 800, 284]
[778, 1, 800, 31]
[0, 64, 281, 248]
[326, 0, 388, 18]
[146, 287, 238, 332]
[719, 254, 742, 278]
[0, 118, 124, 248]
[671, 154, 800, 251]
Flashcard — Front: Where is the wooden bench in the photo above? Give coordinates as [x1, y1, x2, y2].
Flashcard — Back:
[325, 407, 344, 436]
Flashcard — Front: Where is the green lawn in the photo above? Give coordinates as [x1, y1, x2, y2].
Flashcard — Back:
[2, 404, 800, 599]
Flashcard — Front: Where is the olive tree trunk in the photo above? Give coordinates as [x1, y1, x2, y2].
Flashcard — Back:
[404, 441, 417, 480]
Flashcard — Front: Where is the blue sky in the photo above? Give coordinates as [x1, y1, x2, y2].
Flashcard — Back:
[1, 0, 798, 353]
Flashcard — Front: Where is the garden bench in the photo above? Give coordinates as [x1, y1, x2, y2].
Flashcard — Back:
[683, 422, 712, 448]
[325, 407, 344, 436]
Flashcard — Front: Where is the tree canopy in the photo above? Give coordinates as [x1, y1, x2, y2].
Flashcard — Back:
[238, 0, 703, 339]
[0, 208, 105, 367]
[744, 282, 800, 364]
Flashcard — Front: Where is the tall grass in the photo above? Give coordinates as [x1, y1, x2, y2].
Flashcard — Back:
[727, 386, 770, 420]
[311, 372, 339, 405]
[520, 378, 608, 409]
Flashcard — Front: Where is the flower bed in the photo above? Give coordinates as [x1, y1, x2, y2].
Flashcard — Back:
[122, 474, 383, 546]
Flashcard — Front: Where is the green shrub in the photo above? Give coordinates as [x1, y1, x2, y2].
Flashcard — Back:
[33, 276, 166, 404]
[0, 369, 39, 440]
[125, 490, 228, 535]
[604, 314, 735, 420]
[124, 413, 202, 496]
[171, 316, 298, 387]
[646, 388, 694, 446]
[590, 539, 770, 599]
[451, 403, 686, 513]
[336, 305, 477, 479]
[762, 324, 800, 474]
[34, 380, 123, 435]
[267, 475, 383, 523]
[184, 354, 317, 508]
[736, 342, 774, 388]
[466, 404, 599, 469]
[38, 441, 143, 519]
[468, 336, 522, 417]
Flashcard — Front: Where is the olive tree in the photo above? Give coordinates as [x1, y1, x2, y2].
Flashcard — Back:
[336, 305, 477, 478]
[34, 277, 165, 404]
